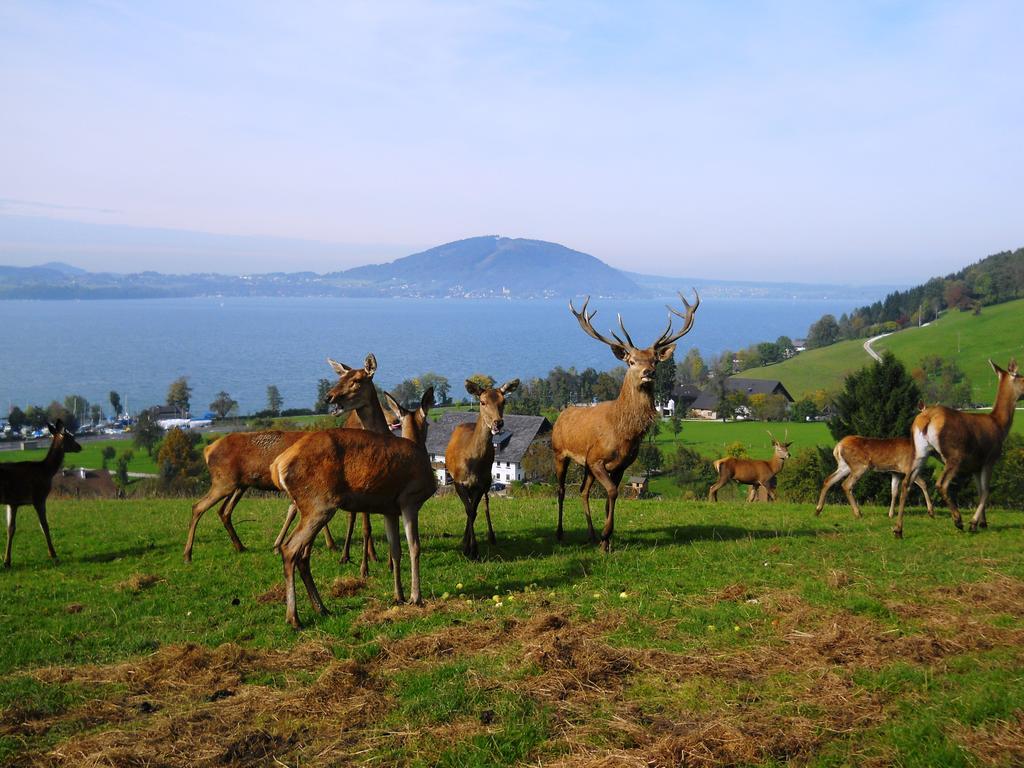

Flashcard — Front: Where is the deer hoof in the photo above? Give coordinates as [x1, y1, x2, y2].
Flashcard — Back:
[954, 520, 964, 531]
[287, 616, 303, 630]
[968, 522, 978, 533]
[892, 528, 903, 539]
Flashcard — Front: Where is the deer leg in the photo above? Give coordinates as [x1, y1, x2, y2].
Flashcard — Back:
[184, 483, 233, 562]
[280, 507, 323, 629]
[969, 465, 993, 532]
[322, 523, 337, 551]
[937, 460, 964, 530]
[708, 471, 729, 502]
[590, 463, 619, 553]
[273, 503, 298, 553]
[340, 510, 357, 563]
[894, 451, 929, 538]
[554, 454, 569, 541]
[815, 464, 850, 515]
[383, 513, 405, 603]
[401, 504, 423, 605]
[579, 470, 598, 543]
[4, 505, 17, 568]
[32, 499, 57, 560]
[915, 476, 935, 518]
[840, 467, 867, 519]
[482, 493, 497, 545]
[888, 475, 900, 518]
[217, 488, 247, 553]
[296, 541, 328, 615]
[363, 512, 379, 562]
[466, 488, 485, 560]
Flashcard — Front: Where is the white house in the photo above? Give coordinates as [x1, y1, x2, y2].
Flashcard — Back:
[425, 413, 552, 487]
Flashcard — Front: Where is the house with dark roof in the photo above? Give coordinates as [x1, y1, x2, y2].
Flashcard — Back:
[425, 413, 553, 486]
[664, 383, 702, 416]
[690, 378, 794, 420]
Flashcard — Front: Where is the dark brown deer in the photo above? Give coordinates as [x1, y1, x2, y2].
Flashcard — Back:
[184, 352, 385, 562]
[2, 420, 82, 568]
[815, 436, 934, 519]
[553, 291, 699, 551]
[894, 359, 1024, 537]
[444, 378, 519, 559]
[270, 391, 436, 628]
[708, 431, 791, 501]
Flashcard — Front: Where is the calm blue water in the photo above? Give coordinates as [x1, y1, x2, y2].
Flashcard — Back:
[1, 296, 856, 414]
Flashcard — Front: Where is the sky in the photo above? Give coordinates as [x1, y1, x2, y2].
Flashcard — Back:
[1, 1, 1022, 282]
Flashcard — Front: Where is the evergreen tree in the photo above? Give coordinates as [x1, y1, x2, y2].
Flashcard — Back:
[266, 385, 283, 416]
[109, 391, 122, 418]
[166, 377, 192, 416]
[829, 352, 921, 440]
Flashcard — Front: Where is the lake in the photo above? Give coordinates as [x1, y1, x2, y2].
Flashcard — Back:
[1, 296, 858, 414]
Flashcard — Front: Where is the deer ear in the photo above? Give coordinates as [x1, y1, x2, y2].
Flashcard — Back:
[48, 421, 59, 434]
[364, 353, 377, 375]
[656, 343, 676, 362]
[1008, 359, 1019, 375]
[990, 359, 1006, 376]
[420, 387, 435, 414]
[465, 380, 484, 397]
[785, 442, 794, 448]
[499, 378, 520, 395]
[612, 345, 629, 361]
[327, 358, 352, 375]
[382, 392, 404, 421]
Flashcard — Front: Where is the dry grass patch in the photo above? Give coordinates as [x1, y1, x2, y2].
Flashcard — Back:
[115, 573, 162, 593]
[953, 709, 1024, 767]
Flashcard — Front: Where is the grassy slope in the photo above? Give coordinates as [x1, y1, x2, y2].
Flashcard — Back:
[0, 438, 166, 474]
[742, 297, 1024, 401]
[1, 495, 1022, 766]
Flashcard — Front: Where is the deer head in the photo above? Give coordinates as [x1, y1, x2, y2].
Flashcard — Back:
[767, 429, 792, 460]
[465, 379, 519, 435]
[990, 358, 1024, 400]
[383, 388, 435, 445]
[569, 290, 700, 391]
[325, 353, 378, 414]
[49, 420, 82, 453]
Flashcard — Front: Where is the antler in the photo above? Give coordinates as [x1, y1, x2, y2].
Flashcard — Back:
[569, 296, 628, 350]
[655, 288, 701, 349]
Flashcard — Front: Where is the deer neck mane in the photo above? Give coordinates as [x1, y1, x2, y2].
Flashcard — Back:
[990, 375, 1020, 434]
[43, 436, 66, 474]
[612, 370, 658, 440]
[471, 414, 494, 454]
[353, 394, 391, 435]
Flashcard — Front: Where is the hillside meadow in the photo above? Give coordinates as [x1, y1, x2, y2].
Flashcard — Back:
[2, 494, 1023, 767]
[743, 297, 1024, 401]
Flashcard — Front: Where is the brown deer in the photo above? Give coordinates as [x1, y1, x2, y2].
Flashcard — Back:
[815, 436, 934, 519]
[184, 353, 383, 563]
[445, 378, 519, 559]
[553, 290, 699, 551]
[894, 359, 1024, 538]
[708, 431, 791, 501]
[269, 390, 436, 628]
[2, 420, 82, 568]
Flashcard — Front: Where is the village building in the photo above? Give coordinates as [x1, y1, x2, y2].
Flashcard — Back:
[425, 413, 552, 487]
[689, 378, 794, 420]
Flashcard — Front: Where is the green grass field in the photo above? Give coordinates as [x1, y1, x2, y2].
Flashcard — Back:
[743, 297, 1024, 402]
[2, 494, 1023, 766]
[0, 438, 164, 475]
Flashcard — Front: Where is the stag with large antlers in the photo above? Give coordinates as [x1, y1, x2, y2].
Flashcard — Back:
[2, 420, 81, 568]
[445, 377, 519, 559]
[708, 431, 791, 502]
[270, 388, 435, 628]
[553, 290, 699, 551]
[184, 353, 381, 563]
[815, 435, 934, 519]
[894, 359, 1024, 538]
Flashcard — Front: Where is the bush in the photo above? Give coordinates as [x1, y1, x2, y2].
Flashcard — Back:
[668, 445, 716, 499]
[776, 446, 835, 503]
[991, 434, 1024, 509]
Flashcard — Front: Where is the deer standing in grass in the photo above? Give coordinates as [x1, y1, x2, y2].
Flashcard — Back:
[184, 353, 382, 563]
[445, 378, 519, 559]
[2, 420, 81, 568]
[270, 388, 435, 628]
[708, 431, 791, 502]
[815, 436, 934, 519]
[553, 291, 699, 551]
[894, 359, 1024, 538]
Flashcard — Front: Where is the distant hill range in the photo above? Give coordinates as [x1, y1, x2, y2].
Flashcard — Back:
[0, 234, 897, 301]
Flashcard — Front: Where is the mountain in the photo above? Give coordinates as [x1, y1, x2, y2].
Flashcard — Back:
[332, 236, 643, 298]
[0, 235, 645, 299]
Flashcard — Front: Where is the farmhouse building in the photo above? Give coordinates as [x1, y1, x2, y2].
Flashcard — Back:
[689, 378, 794, 420]
[425, 413, 552, 486]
